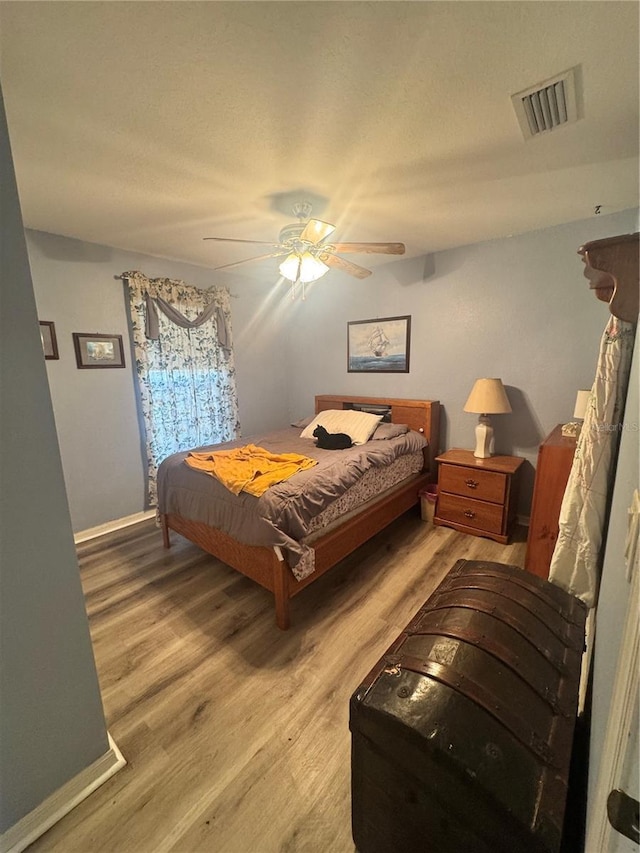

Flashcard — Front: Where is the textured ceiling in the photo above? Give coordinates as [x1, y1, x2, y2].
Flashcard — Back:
[0, 1, 638, 281]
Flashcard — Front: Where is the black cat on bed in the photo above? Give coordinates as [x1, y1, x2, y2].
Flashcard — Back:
[313, 424, 353, 450]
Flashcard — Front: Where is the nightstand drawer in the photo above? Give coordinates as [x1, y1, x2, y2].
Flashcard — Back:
[439, 465, 507, 504]
[436, 493, 504, 535]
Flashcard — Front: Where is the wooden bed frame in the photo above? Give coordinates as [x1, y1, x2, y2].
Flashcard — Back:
[161, 395, 440, 630]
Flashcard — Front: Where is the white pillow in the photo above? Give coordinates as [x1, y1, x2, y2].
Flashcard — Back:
[300, 409, 383, 445]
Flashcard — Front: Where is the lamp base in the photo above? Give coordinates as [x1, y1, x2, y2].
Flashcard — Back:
[474, 415, 494, 458]
[561, 421, 582, 438]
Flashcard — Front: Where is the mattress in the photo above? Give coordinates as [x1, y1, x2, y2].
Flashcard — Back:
[158, 425, 428, 580]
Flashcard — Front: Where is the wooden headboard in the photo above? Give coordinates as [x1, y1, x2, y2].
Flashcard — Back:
[315, 394, 441, 474]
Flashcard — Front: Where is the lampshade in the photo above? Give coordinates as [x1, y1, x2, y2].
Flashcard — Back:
[301, 219, 335, 244]
[278, 253, 301, 282]
[463, 378, 512, 415]
[278, 251, 330, 284]
[299, 252, 330, 283]
[573, 389, 590, 420]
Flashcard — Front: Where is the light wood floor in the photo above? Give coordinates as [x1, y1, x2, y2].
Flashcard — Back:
[29, 512, 527, 853]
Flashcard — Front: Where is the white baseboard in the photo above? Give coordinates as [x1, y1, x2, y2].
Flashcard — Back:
[74, 510, 156, 544]
[0, 733, 125, 853]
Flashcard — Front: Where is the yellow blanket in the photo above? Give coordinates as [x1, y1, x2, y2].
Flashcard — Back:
[185, 444, 317, 497]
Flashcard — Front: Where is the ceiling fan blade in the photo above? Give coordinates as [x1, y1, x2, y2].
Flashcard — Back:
[204, 236, 282, 247]
[213, 251, 289, 272]
[328, 242, 405, 255]
[299, 219, 336, 245]
[320, 253, 372, 279]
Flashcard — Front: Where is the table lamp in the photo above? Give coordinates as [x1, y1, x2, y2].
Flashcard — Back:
[561, 389, 590, 437]
[464, 378, 512, 458]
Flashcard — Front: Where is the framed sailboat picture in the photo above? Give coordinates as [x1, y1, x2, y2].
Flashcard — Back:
[347, 315, 411, 373]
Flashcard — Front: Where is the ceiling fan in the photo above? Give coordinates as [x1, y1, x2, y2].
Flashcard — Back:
[204, 202, 405, 283]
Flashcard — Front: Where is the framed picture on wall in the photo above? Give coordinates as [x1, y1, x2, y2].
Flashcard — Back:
[72, 333, 125, 369]
[347, 315, 411, 373]
[39, 321, 59, 360]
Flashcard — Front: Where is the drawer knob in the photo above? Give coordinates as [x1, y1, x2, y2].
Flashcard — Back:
[465, 479, 479, 489]
[464, 510, 476, 519]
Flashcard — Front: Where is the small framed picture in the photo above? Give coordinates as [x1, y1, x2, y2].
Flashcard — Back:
[72, 333, 125, 369]
[39, 321, 59, 360]
[347, 315, 411, 373]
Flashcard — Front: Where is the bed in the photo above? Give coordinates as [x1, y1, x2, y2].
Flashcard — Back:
[159, 394, 440, 629]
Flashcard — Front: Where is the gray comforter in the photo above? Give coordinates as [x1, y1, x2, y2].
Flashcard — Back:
[157, 426, 427, 577]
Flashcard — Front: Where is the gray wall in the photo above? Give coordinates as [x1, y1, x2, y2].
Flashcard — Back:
[285, 207, 639, 512]
[27, 231, 289, 531]
[28, 209, 638, 528]
[0, 88, 109, 833]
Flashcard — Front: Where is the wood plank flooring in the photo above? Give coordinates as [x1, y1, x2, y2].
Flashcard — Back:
[28, 511, 527, 853]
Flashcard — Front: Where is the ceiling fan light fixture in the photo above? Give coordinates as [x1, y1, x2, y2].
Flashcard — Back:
[205, 201, 403, 289]
[279, 251, 329, 284]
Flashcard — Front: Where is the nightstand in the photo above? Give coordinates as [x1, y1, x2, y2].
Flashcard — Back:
[433, 449, 524, 544]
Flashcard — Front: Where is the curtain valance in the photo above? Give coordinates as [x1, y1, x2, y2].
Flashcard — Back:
[144, 294, 230, 347]
[119, 270, 230, 346]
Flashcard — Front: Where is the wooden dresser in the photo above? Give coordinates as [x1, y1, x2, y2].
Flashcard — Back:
[433, 449, 524, 544]
[525, 425, 577, 579]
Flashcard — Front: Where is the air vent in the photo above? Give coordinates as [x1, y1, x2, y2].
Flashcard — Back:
[511, 67, 579, 139]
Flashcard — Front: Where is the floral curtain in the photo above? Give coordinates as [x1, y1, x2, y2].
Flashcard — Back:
[124, 271, 240, 506]
[549, 314, 636, 607]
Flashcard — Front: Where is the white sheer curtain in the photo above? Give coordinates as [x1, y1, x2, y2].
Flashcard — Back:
[123, 271, 240, 506]
[549, 314, 636, 607]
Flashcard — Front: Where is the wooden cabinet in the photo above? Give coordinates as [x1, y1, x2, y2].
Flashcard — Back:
[433, 449, 524, 544]
[525, 425, 577, 579]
